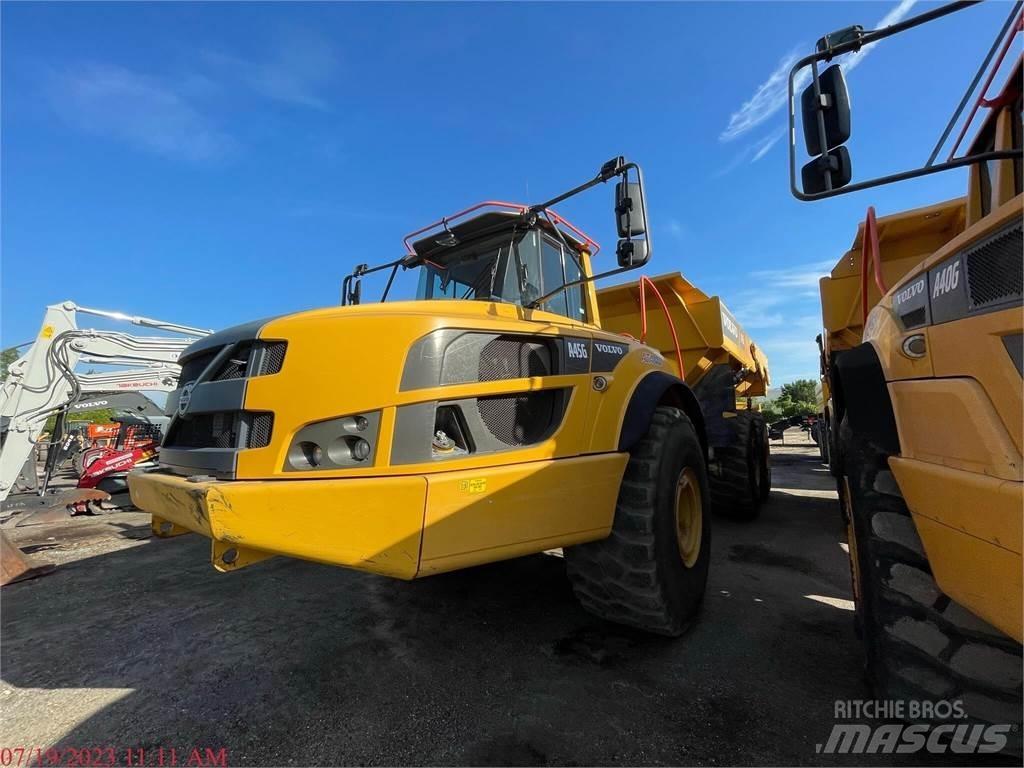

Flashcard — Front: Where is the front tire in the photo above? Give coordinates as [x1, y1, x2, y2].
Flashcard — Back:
[843, 424, 1022, 739]
[564, 406, 711, 637]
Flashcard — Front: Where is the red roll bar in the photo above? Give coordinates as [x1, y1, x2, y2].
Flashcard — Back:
[402, 201, 601, 257]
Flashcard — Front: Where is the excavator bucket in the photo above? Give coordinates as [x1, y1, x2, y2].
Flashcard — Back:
[0, 529, 54, 586]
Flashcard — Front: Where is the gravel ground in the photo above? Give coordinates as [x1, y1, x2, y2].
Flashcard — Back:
[0, 434, 1008, 766]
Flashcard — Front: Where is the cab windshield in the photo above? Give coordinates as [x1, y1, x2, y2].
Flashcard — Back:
[414, 227, 586, 322]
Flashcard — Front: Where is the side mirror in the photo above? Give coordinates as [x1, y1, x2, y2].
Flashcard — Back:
[615, 181, 648, 238]
[801, 146, 853, 194]
[617, 238, 649, 268]
[800, 64, 851, 156]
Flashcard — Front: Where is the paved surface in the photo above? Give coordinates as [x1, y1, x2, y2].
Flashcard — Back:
[0, 435, 999, 766]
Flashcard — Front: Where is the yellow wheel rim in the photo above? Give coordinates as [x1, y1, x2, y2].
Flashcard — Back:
[675, 467, 703, 568]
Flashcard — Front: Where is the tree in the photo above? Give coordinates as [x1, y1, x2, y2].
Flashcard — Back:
[780, 379, 817, 405]
[759, 378, 819, 424]
[0, 347, 19, 380]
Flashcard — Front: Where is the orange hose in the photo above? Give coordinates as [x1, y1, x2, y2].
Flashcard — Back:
[638, 276, 685, 382]
[860, 207, 887, 326]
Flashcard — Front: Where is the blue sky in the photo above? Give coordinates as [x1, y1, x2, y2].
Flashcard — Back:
[1, 1, 1010, 384]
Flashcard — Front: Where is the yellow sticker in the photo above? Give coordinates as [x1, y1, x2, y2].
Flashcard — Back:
[40, 325, 54, 339]
[459, 478, 487, 494]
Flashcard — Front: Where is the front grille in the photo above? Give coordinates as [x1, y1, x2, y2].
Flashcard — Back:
[166, 412, 239, 449]
[478, 337, 553, 382]
[177, 341, 287, 384]
[966, 223, 1023, 310]
[164, 411, 273, 450]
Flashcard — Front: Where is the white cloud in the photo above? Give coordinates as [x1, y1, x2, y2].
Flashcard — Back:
[47, 29, 338, 160]
[720, 1, 918, 144]
[750, 126, 787, 163]
[720, 48, 802, 143]
[50, 64, 233, 161]
[719, 259, 833, 386]
[202, 31, 337, 110]
[750, 260, 835, 289]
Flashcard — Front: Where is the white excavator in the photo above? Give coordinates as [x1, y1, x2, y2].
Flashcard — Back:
[0, 301, 209, 512]
[0, 301, 209, 585]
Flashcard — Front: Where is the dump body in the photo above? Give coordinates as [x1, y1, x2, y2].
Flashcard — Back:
[819, 198, 966, 358]
[596, 272, 770, 397]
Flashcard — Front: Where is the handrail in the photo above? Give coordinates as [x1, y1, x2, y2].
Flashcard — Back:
[947, 9, 1024, 161]
[637, 276, 685, 382]
[860, 206, 887, 326]
[402, 200, 602, 257]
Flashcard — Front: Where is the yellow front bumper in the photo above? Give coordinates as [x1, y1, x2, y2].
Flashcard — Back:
[128, 470, 428, 578]
[128, 453, 625, 579]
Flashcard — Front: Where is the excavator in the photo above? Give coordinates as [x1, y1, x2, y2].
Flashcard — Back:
[0, 302, 208, 583]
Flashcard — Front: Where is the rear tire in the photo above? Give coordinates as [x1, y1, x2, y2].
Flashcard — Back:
[564, 406, 710, 637]
[710, 410, 768, 519]
[843, 424, 1022, 740]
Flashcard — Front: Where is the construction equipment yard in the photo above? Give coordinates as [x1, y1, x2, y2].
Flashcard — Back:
[2, 434, 920, 767]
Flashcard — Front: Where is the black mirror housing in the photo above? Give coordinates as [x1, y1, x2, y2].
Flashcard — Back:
[801, 64, 851, 156]
[615, 181, 648, 238]
[801, 146, 853, 195]
[617, 238, 649, 268]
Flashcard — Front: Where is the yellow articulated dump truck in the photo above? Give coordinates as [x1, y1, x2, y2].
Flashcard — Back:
[790, 2, 1022, 728]
[129, 156, 769, 636]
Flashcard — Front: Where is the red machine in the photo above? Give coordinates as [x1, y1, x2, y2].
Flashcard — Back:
[76, 416, 164, 494]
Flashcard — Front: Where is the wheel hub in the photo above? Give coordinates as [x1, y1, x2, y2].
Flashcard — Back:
[675, 467, 703, 568]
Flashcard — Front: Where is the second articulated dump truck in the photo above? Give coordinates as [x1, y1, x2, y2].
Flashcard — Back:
[129, 157, 770, 636]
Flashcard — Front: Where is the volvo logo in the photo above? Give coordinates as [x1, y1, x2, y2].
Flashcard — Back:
[177, 382, 196, 417]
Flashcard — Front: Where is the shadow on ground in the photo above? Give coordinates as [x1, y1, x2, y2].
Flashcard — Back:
[0, 442, 967, 766]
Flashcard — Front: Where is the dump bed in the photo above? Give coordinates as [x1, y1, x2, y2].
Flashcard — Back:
[596, 272, 769, 397]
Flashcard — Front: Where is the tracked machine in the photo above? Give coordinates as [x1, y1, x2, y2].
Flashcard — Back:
[129, 157, 770, 635]
[791, 0, 1022, 731]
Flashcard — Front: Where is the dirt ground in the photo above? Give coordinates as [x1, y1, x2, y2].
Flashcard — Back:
[0, 434, 998, 766]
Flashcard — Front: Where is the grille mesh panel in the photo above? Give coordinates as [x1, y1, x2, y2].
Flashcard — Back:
[258, 342, 287, 375]
[213, 343, 253, 381]
[477, 391, 558, 446]
[478, 337, 552, 382]
[966, 224, 1023, 310]
[247, 413, 274, 448]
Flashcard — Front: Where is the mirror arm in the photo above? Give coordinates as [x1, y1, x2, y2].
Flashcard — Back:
[528, 156, 628, 214]
[525, 264, 639, 310]
[341, 257, 405, 306]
